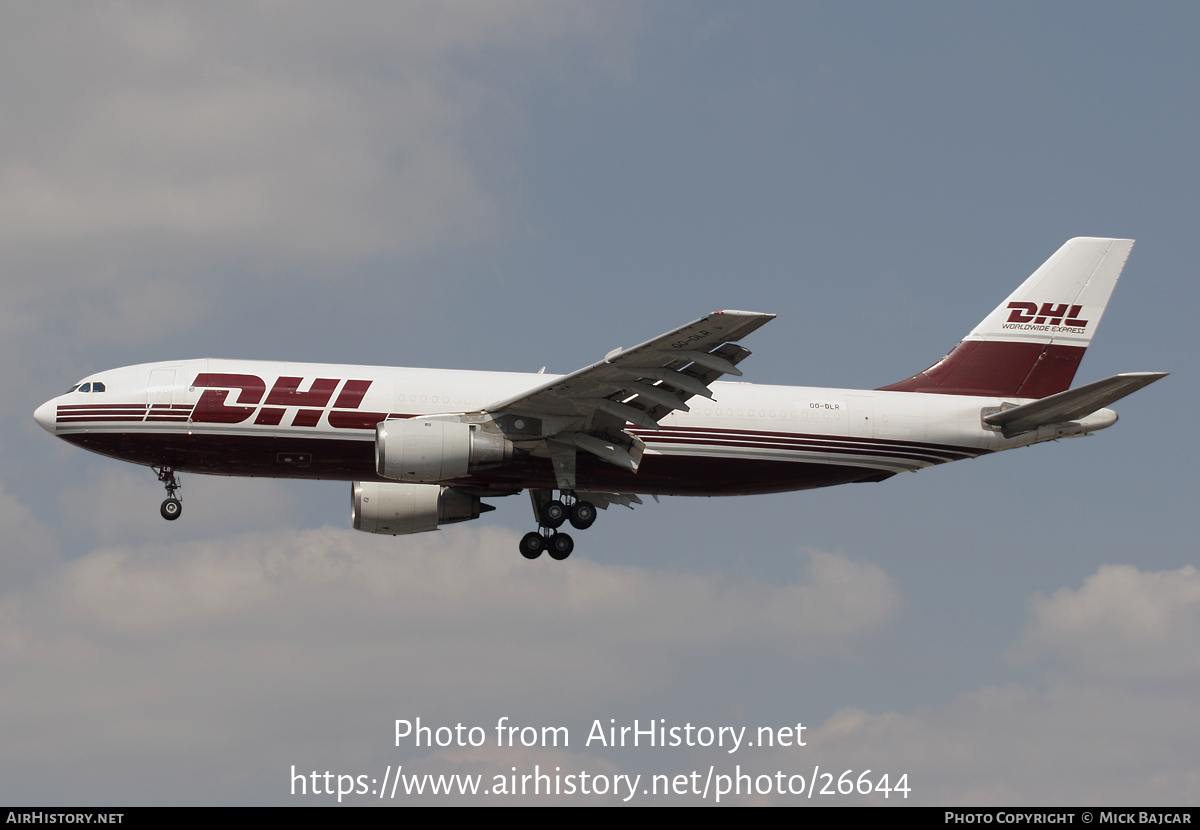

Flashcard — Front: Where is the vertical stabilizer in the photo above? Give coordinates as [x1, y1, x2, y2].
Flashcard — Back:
[879, 238, 1134, 398]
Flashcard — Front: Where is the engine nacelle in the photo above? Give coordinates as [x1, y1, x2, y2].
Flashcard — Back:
[351, 481, 492, 535]
[375, 419, 512, 483]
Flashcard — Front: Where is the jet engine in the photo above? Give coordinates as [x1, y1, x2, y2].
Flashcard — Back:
[375, 419, 512, 483]
[351, 481, 494, 535]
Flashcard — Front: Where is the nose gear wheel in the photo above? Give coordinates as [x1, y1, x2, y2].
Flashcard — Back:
[154, 466, 183, 521]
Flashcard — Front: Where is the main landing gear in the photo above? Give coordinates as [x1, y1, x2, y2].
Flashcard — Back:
[520, 491, 597, 561]
[155, 466, 182, 521]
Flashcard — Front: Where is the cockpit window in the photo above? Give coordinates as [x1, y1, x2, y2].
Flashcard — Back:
[79, 383, 91, 392]
[67, 384, 80, 393]
[92, 382, 105, 392]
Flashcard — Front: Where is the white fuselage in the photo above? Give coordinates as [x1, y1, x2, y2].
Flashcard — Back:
[35, 358, 1116, 497]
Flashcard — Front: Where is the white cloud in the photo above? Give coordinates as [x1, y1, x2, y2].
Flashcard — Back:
[778, 564, 1200, 806]
[1013, 564, 1200, 678]
[5, 511, 1197, 805]
[0, 526, 896, 803]
[0, 2, 634, 262]
[0, 484, 57, 589]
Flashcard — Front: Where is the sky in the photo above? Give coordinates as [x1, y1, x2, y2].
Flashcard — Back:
[1, 0, 1198, 806]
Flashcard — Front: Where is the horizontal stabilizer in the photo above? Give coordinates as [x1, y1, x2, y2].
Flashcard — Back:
[983, 372, 1167, 435]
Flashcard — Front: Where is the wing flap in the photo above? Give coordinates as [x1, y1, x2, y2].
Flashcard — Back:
[483, 310, 774, 484]
[577, 492, 644, 510]
[485, 311, 771, 419]
[485, 311, 772, 417]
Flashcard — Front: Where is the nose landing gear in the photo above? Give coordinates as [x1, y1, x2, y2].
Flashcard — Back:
[155, 466, 182, 521]
[521, 490, 596, 560]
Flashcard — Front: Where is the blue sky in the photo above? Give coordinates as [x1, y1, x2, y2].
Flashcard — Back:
[1, 1, 1197, 804]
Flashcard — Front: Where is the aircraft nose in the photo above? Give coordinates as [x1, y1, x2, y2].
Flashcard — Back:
[34, 399, 56, 434]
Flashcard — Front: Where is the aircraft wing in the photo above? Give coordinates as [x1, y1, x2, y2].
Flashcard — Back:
[485, 310, 774, 484]
[983, 372, 1167, 436]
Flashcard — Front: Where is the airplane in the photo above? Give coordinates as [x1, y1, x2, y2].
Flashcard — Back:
[34, 237, 1165, 560]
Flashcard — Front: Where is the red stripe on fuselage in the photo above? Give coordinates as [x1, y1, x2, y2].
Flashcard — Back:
[646, 434, 967, 465]
[646, 425, 982, 459]
[57, 431, 897, 496]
